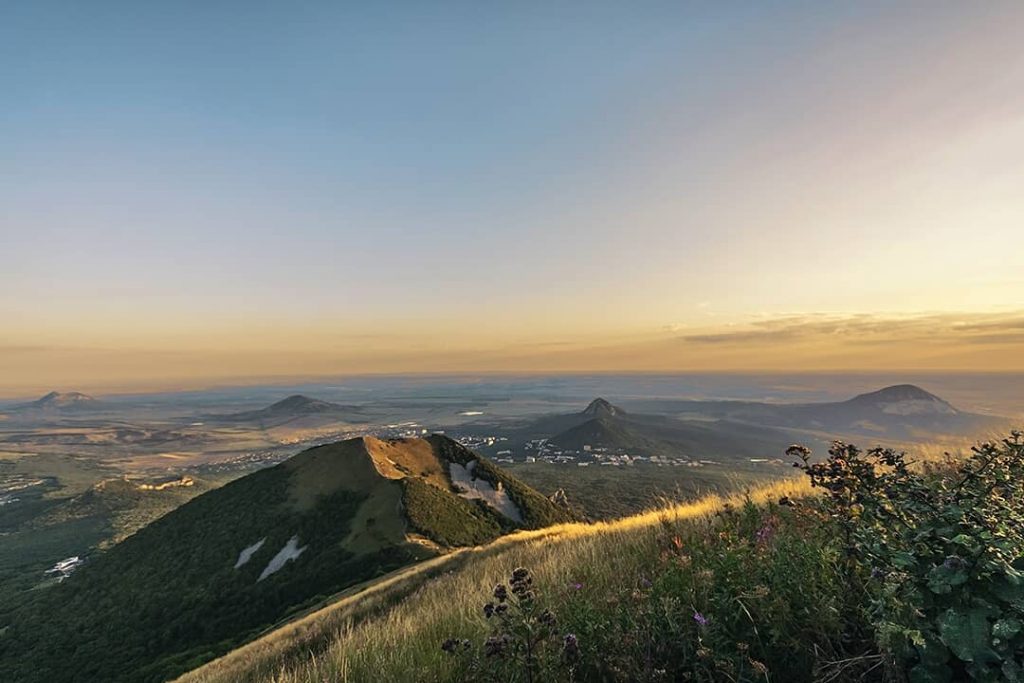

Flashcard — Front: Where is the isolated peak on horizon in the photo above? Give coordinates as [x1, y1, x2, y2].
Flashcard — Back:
[30, 391, 98, 408]
[40, 390, 94, 401]
[217, 393, 365, 423]
[847, 384, 958, 415]
[268, 394, 338, 411]
[582, 397, 625, 417]
[851, 384, 947, 404]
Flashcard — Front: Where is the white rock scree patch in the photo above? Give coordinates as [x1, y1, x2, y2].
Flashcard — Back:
[448, 460, 523, 523]
[234, 538, 266, 569]
[258, 535, 307, 581]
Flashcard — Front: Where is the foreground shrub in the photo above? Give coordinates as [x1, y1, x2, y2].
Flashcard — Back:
[444, 501, 863, 682]
[794, 433, 1024, 681]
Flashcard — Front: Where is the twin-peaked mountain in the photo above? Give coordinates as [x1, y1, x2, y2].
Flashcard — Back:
[0, 435, 569, 683]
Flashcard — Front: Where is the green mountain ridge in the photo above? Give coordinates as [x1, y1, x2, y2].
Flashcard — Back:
[0, 434, 569, 683]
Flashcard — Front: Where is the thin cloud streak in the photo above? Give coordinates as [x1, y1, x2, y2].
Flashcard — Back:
[680, 312, 1024, 347]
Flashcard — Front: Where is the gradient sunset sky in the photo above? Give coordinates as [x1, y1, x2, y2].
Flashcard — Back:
[3, 2, 1024, 394]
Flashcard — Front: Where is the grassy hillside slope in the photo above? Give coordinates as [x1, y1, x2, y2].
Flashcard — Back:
[506, 459, 785, 520]
[179, 433, 1024, 683]
[176, 478, 812, 683]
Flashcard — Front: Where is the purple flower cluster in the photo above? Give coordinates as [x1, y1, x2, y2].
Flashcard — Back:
[441, 567, 581, 671]
[440, 638, 471, 654]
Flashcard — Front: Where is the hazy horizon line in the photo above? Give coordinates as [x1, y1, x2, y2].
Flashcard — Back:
[4, 367, 1024, 402]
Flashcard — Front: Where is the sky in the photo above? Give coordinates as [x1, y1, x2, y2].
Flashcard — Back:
[3, 2, 1024, 394]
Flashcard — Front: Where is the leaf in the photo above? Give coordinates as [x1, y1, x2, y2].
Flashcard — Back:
[909, 631, 952, 683]
[993, 618, 1022, 640]
[892, 551, 917, 569]
[1005, 565, 1023, 587]
[938, 608, 1000, 664]
[909, 663, 953, 683]
[927, 564, 969, 595]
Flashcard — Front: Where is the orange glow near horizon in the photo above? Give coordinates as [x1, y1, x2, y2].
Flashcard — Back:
[2, 310, 1023, 397]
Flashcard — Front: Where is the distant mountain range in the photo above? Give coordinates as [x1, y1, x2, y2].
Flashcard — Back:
[478, 385, 1005, 461]
[658, 384, 1005, 441]
[0, 434, 570, 683]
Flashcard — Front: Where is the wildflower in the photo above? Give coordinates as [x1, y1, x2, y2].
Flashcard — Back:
[693, 611, 709, 627]
[484, 634, 511, 658]
[483, 602, 495, 618]
[495, 603, 509, 616]
[943, 555, 965, 571]
[786, 444, 812, 464]
[870, 566, 885, 580]
[747, 585, 770, 599]
[640, 577, 653, 588]
[510, 567, 533, 599]
[539, 609, 556, 627]
[493, 584, 508, 602]
[562, 633, 580, 663]
[696, 647, 711, 659]
[441, 638, 459, 654]
[570, 581, 584, 591]
[749, 659, 769, 674]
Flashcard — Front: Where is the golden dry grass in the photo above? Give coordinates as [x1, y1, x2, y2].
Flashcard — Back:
[176, 477, 812, 683]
